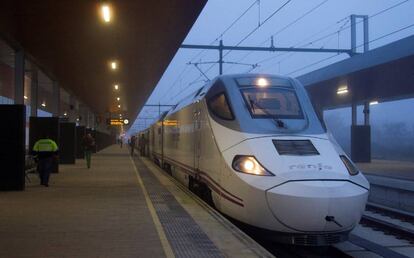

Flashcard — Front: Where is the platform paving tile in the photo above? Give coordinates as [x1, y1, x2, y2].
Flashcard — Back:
[0, 145, 165, 258]
[133, 158, 225, 258]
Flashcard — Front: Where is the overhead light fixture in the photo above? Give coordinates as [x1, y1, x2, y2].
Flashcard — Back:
[111, 61, 117, 70]
[114, 84, 119, 90]
[118, 104, 121, 108]
[101, 4, 111, 23]
[41, 102, 46, 107]
[64, 112, 67, 116]
[24, 95, 28, 100]
[337, 86, 348, 95]
[369, 101, 379, 105]
[117, 97, 120, 101]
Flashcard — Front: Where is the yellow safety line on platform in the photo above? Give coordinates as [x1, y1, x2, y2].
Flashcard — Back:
[129, 156, 175, 258]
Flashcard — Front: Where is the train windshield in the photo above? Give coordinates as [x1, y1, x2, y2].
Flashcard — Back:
[241, 88, 304, 119]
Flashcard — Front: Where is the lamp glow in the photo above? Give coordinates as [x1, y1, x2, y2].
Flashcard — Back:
[118, 104, 121, 108]
[337, 86, 348, 95]
[117, 97, 120, 101]
[101, 5, 111, 23]
[111, 61, 117, 70]
[64, 112, 67, 116]
[24, 96, 28, 100]
[256, 78, 269, 87]
[370, 101, 378, 105]
[41, 102, 46, 107]
[243, 160, 255, 171]
[114, 84, 119, 90]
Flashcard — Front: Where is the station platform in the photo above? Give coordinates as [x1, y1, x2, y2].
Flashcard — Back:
[357, 159, 414, 181]
[0, 145, 272, 258]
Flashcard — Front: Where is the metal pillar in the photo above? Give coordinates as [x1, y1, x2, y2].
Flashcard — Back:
[14, 50, 25, 104]
[351, 102, 357, 125]
[52, 81, 60, 117]
[219, 40, 223, 75]
[350, 14, 369, 55]
[363, 102, 370, 125]
[350, 15, 357, 56]
[69, 96, 78, 122]
[363, 16, 369, 52]
[30, 68, 38, 117]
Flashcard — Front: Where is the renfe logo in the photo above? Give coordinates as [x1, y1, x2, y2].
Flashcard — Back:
[289, 163, 333, 170]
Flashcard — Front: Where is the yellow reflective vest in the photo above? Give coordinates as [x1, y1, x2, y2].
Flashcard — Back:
[33, 138, 59, 153]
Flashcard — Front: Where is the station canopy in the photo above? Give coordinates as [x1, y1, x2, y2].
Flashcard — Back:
[0, 0, 206, 122]
[298, 35, 414, 109]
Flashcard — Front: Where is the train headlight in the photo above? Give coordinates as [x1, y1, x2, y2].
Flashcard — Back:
[340, 155, 359, 176]
[232, 155, 274, 176]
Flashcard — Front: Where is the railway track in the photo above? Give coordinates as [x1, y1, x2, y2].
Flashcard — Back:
[337, 203, 414, 258]
[362, 203, 414, 243]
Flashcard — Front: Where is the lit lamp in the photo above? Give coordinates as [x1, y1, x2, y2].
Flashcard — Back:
[256, 78, 269, 87]
[110, 61, 117, 70]
[337, 86, 348, 95]
[101, 4, 112, 23]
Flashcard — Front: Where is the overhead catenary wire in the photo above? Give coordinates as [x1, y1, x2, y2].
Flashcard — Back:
[158, 0, 258, 103]
[223, 0, 292, 58]
[286, 21, 414, 76]
[254, 0, 411, 74]
[181, 0, 293, 97]
[227, 0, 330, 72]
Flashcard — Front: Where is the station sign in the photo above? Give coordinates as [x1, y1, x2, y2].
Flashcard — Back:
[108, 118, 129, 126]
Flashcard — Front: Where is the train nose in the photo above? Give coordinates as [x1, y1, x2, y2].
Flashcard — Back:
[265, 180, 368, 232]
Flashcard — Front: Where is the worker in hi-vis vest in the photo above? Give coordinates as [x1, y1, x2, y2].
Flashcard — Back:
[33, 136, 59, 187]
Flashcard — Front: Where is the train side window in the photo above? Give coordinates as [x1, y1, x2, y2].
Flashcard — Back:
[207, 92, 234, 120]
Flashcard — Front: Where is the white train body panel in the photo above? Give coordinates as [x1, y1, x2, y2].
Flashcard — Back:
[142, 74, 369, 245]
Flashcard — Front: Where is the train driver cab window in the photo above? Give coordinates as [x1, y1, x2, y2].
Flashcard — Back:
[241, 88, 304, 119]
[207, 92, 234, 120]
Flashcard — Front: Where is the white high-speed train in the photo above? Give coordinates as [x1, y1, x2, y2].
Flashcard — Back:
[137, 74, 369, 246]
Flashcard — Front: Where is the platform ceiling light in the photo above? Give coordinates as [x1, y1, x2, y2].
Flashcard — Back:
[117, 97, 120, 101]
[369, 101, 379, 105]
[64, 112, 68, 116]
[114, 84, 119, 90]
[101, 4, 112, 23]
[24, 95, 28, 100]
[41, 102, 46, 107]
[118, 104, 121, 108]
[256, 77, 269, 87]
[337, 86, 348, 95]
[110, 61, 117, 70]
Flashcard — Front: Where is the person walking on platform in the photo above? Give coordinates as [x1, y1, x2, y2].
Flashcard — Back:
[33, 136, 59, 187]
[120, 136, 124, 148]
[82, 133, 95, 169]
[130, 135, 136, 156]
